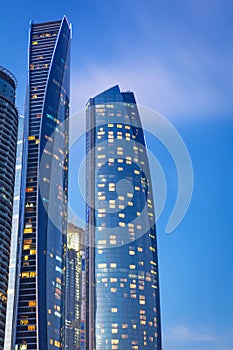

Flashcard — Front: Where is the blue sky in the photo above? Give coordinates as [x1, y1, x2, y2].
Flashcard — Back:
[1, 1, 233, 349]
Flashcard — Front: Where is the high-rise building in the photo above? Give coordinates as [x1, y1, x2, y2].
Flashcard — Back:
[65, 223, 84, 350]
[0, 66, 18, 350]
[4, 115, 26, 350]
[85, 85, 162, 350]
[14, 17, 71, 350]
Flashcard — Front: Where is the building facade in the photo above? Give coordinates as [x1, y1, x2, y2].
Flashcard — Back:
[0, 66, 18, 350]
[86, 86, 162, 349]
[14, 17, 71, 350]
[4, 115, 26, 350]
[65, 223, 84, 350]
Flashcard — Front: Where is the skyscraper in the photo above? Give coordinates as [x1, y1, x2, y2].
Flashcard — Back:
[86, 85, 162, 349]
[4, 115, 25, 350]
[65, 223, 84, 350]
[14, 17, 71, 350]
[0, 66, 18, 350]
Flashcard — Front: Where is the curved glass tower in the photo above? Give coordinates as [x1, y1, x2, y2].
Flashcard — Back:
[86, 86, 162, 350]
[0, 66, 18, 350]
[14, 17, 71, 350]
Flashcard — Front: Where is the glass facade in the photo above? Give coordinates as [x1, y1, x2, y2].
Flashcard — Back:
[86, 86, 162, 350]
[14, 17, 71, 350]
[4, 115, 25, 350]
[65, 223, 84, 349]
[0, 66, 18, 350]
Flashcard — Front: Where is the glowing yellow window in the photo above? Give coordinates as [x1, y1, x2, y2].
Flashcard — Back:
[130, 265, 136, 269]
[111, 308, 118, 313]
[20, 319, 28, 325]
[98, 263, 107, 268]
[54, 340, 61, 347]
[28, 135, 35, 140]
[110, 263, 117, 268]
[21, 272, 29, 278]
[24, 227, 33, 233]
[110, 278, 117, 282]
[28, 301, 36, 307]
[109, 183, 115, 191]
[30, 249, 36, 255]
[28, 325, 35, 331]
[32, 41, 38, 45]
[26, 187, 34, 193]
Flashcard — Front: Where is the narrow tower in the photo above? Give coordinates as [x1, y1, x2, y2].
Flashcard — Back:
[85, 85, 162, 350]
[0, 66, 18, 350]
[14, 17, 71, 350]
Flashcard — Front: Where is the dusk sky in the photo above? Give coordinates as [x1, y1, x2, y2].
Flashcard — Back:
[1, 1, 233, 349]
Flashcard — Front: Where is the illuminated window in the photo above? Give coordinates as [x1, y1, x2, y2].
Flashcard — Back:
[26, 187, 34, 193]
[20, 319, 28, 325]
[111, 308, 118, 313]
[28, 301, 36, 307]
[54, 340, 61, 348]
[110, 278, 117, 282]
[24, 227, 33, 234]
[110, 263, 117, 268]
[109, 183, 115, 191]
[98, 240, 107, 245]
[129, 251, 135, 255]
[98, 263, 107, 268]
[28, 135, 35, 140]
[28, 325, 35, 331]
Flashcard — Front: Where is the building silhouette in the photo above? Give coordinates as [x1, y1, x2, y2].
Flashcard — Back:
[0, 66, 18, 350]
[14, 17, 71, 350]
[85, 85, 162, 350]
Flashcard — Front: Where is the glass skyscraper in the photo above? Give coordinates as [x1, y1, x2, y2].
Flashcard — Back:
[65, 223, 84, 350]
[14, 17, 71, 350]
[4, 115, 25, 350]
[0, 66, 18, 350]
[86, 85, 162, 349]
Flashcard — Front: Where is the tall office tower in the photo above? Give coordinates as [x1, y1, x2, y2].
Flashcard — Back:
[86, 85, 162, 350]
[4, 115, 25, 350]
[65, 223, 84, 350]
[14, 17, 71, 350]
[0, 66, 18, 350]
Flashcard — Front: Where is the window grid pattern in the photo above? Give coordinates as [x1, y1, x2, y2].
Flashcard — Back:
[86, 86, 162, 350]
[15, 18, 70, 350]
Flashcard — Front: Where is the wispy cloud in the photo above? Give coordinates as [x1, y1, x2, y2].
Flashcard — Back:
[71, 43, 233, 120]
[163, 324, 233, 350]
[165, 325, 218, 343]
